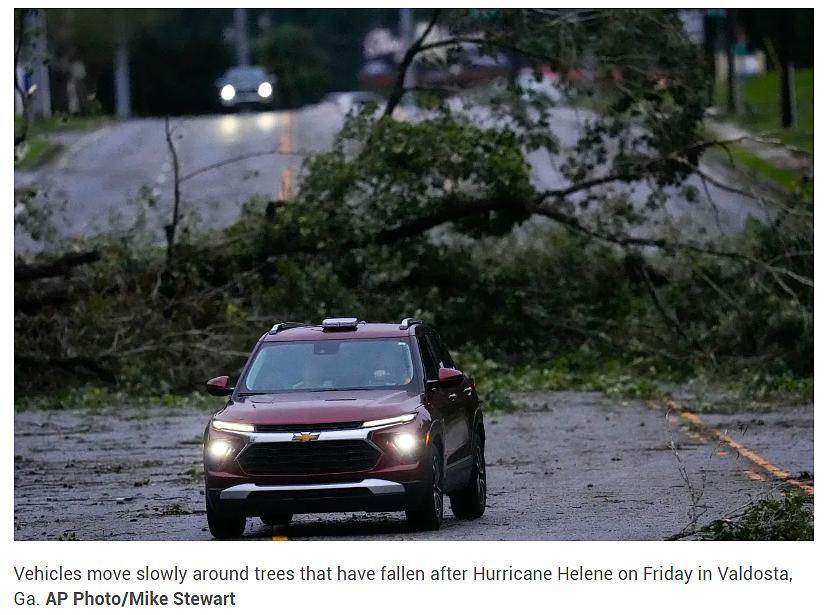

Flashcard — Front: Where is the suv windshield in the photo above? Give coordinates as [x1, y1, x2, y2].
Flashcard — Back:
[240, 339, 417, 393]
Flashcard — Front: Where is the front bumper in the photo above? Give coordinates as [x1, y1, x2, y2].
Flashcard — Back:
[221, 92, 272, 107]
[208, 478, 425, 515]
[204, 415, 431, 516]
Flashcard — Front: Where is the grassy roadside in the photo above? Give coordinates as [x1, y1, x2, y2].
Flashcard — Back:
[14, 137, 62, 170]
[714, 69, 813, 154]
[709, 70, 813, 192]
[14, 113, 113, 139]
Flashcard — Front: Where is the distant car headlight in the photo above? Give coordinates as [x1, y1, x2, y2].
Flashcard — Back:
[220, 85, 235, 101]
[258, 82, 272, 98]
[212, 420, 254, 433]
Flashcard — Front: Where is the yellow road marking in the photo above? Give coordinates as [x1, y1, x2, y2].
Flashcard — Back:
[746, 470, 766, 482]
[278, 111, 295, 200]
[279, 112, 293, 154]
[672, 404, 813, 496]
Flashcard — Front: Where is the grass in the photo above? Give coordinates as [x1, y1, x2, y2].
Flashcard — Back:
[14, 112, 112, 139]
[728, 148, 802, 191]
[714, 69, 813, 153]
[14, 137, 61, 170]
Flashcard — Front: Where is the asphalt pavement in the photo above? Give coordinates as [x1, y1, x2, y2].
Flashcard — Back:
[13, 392, 812, 541]
[14, 111, 306, 253]
[15, 90, 771, 254]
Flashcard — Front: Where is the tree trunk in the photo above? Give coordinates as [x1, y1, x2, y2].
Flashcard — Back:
[702, 14, 718, 83]
[724, 9, 741, 115]
[779, 9, 796, 128]
[114, 28, 132, 119]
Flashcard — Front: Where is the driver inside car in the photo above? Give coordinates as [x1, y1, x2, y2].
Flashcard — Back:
[293, 358, 333, 389]
[371, 345, 411, 385]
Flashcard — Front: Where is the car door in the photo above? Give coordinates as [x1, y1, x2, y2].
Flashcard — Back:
[423, 334, 472, 489]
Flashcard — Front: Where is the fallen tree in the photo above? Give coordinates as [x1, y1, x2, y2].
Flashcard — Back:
[14, 9, 812, 400]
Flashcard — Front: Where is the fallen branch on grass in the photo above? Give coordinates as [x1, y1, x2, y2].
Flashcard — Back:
[15, 250, 101, 282]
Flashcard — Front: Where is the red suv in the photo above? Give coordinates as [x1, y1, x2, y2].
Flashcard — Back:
[202, 318, 486, 539]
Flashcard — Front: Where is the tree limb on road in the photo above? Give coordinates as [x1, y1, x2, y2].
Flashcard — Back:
[15, 250, 101, 282]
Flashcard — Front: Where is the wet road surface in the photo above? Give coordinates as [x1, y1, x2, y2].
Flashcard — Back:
[14, 392, 812, 541]
[15, 93, 771, 254]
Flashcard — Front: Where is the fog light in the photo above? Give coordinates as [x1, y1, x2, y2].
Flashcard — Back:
[394, 433, 417, 453]
[208, 440, 232, 459]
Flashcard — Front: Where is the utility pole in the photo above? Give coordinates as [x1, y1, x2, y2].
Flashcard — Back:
[235, 8, 250, 66]
[702, 11, 719, 83]
[114, 26, 132, 119]
[400, 8, 416, 103]
[779, 8, 797, 128]
[26, 9, 51, 121]
[724, 8, 742, 115]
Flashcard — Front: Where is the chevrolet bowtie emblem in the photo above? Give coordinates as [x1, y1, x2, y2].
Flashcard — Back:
[293, 432, 320, 442]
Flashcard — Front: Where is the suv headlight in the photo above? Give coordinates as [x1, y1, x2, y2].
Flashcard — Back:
[221, 85, 235, 101]
[258, 82, 272, 98]
[208, 439, 233, 459]
[393, 433, 418, 453]
[362, 413, 417, 429]
[212, 420, 254, 433]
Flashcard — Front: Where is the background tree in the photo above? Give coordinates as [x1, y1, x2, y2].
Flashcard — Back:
[255, 24, 329, 108]
[14, 8, 812, 399]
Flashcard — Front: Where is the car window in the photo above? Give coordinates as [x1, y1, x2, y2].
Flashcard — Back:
[427, 335, 456, 370]
[417, 336, 440, 382]
[226, 67, 266, 82]
[242, 339, 416, 393]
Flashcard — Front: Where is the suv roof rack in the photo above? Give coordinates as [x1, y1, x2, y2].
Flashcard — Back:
[399, 317, 423, 330]
[269, 322, 309, 335]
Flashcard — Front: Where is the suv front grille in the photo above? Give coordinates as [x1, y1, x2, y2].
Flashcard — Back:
[238, 441, 382, 475]
[255, 421, 363, 432]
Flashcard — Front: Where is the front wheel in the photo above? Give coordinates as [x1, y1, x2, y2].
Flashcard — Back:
[406, 445, 444, 531]
[449, 433, 486, 519]
[206, 492, 246, 539]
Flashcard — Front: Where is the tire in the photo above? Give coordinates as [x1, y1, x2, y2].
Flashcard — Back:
[205, 491, 246, 539]
[449, 433, 487, 519]
[260, 513, 293, 527]
[405, 444, 444, 531]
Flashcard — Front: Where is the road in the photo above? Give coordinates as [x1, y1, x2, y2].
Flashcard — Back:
[14, 92, 771, 254]
[13, 391, 812, 541]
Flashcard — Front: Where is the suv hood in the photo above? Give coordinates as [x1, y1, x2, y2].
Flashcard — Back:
[215, 389, 424, 426]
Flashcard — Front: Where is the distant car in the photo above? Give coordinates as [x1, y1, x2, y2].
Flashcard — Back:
[202, 318, 487, 539]
[216, 66, 277, 111]
[321, 91, 386, 115]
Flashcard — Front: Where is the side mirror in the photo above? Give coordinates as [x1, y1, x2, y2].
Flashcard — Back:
[206, 375, 234, 396]
[427, 367, 463, 388]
